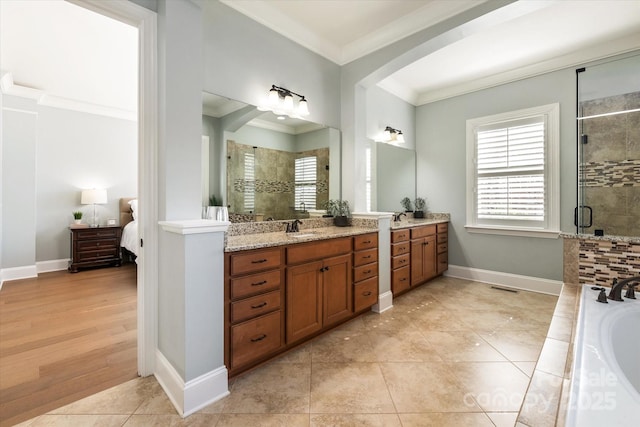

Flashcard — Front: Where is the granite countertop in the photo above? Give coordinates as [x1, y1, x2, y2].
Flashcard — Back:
[390, 214, 450, 230]
[225, 226, 377, 252]
[560, 232, 640, 244]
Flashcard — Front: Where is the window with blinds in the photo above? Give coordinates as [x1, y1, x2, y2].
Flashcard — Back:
[295, 156, 316, 210]
[466, 103, 560, 238]
[244, 152, 255, 212]
[476, 119, 545, 221]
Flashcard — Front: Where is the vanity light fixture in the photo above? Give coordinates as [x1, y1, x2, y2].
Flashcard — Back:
[259, 84, 310, 118]
[380, 126, 405, 144]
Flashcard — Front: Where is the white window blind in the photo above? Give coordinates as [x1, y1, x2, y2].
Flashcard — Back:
[244, 152, 255, 212]
[295, 156, 316, 210]
[476, 120, 545, 221]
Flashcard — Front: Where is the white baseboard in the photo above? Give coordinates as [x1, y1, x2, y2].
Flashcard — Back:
[37, 259, 69, 273]
[1, 265, 38, 286]
[372, 290, 393, 313]
[445, 264, 562, 296]
[154, 349, 229, 417]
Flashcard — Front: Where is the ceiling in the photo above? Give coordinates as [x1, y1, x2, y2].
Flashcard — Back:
[222, 0, 640, 105]
[1, 0, 639, 115]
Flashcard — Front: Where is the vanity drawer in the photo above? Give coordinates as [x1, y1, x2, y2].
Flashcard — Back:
[392, 266, 410, 294]
[411, 225, 436, 239]
[392, 253, 410, 270]
[354, 233, 378, 251]
[287, 237, 351, 265]
[391, 242, 410, 256]
[231, 290, 281, 324]
[354, 263, 378, 282]
[437, 232, 448, 243]
[230, 311, 281, 369]
[354, 277, 378, 312]
[437, 242, 448, 254]
[437, 223, 448, 234]
[391, 229, 410, 243]
[230, 248, 282, 276]
[437, 253, 449, 274]
[230, 269, 281, 300]
[353, 248, 378, 267]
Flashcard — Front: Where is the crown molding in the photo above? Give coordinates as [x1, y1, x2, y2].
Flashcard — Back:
[0, 72, 136, 121]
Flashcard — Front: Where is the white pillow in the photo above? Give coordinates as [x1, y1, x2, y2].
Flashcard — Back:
[128, 199, 138, 220]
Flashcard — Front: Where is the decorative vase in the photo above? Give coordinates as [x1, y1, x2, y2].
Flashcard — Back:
[414, 211, 425, 219]
[74, 219, 82, 224]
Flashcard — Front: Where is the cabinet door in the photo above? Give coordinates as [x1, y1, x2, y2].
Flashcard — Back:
[286, 261, 323, 343]
[322, 253, 353, 327]
[411, 235, 437, 286]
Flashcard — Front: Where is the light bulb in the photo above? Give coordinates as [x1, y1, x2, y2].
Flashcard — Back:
[396, 131, 405, 143]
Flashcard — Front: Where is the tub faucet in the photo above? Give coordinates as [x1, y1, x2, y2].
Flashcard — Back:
[607, 276, 640, 301]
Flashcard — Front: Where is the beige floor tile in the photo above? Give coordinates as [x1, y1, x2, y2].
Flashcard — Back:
[367, 328, 443, 362]
[48, 377, 157, 415]
[448, 362, 531, 412]
[517, 370, 563, 427]
[410, 307, 471, 331]
[220, 363, 310, 413]
[486, 411, 519, 427]
[310, 363, 395, 413]
[310, 413, 401, 426]
[360, 309, 419, 333]
[216, 414, 309, 426]
[455, 308, 552, 333]
[123, 413, 221, 426]
[514, 361, 537, 377]
[271, 342, 312, 364]
[535, 338, 569, 377]
[546, 314, 573, 342]
[399, 412, 494, 427]
[380, 362, 481, 413]
[421, 330, 507, 362]
[19, 415, 129, 426]
[133, 379, 180, 414]
[478, 329, 545, 361]
[310, 329, 376, 363]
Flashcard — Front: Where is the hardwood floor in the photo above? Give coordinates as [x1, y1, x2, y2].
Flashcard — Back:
[0, 264, 137, 426]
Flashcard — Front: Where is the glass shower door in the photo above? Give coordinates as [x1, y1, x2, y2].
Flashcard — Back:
[576, 54, 640, 237]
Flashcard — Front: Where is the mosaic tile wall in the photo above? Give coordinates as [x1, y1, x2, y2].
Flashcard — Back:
[578, 238, 640, 286]
[227, 141, 329, 220]
[579, 91, 640, 236]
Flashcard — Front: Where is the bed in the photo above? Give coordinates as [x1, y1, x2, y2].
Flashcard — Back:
[119, 197, 138, 263]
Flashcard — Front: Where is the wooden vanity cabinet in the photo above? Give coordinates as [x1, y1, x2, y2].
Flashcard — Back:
[436, 222, 449, 274]
[225, 247, 284, 374]
[391, 229, 411, 295]
[411, 225, 437, 286]
[286, 237, 352, 344]
[225, 232, 380, 376]
[353, 233, 379, 312]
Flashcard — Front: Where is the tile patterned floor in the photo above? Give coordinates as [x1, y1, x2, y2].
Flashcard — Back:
[16, 276, 558, 427]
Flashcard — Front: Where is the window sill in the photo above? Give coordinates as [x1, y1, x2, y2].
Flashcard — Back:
[465, 225, 560, 239]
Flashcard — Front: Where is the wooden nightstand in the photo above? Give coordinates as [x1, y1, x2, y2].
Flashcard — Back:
[69, 226, 122, 273]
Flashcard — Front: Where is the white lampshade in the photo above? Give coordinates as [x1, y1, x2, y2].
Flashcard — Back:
[81, 189, 107, 205]
[297, 98, 309, 116]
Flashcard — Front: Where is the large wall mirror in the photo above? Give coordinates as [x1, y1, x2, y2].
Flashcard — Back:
[202, 92, 341, 222]
[370, 141, 416, 213]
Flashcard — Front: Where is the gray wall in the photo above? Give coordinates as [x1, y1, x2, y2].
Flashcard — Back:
[416, 68, 577, 281]
[366, 86, 415, 150]
[1, 95, 137, 267]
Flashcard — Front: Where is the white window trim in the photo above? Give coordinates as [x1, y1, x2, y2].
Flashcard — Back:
[465, 103, 560, 239]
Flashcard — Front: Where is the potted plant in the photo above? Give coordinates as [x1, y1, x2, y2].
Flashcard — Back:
[400, 197, 413, 213]
[414, 197, 426, 218]
[325, 199, 351, 227]
[72, 211, 83, 224]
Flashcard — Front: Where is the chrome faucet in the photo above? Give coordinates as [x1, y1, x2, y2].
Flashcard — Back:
[607, 276, 640, 301]
[286, 219, 302, 233]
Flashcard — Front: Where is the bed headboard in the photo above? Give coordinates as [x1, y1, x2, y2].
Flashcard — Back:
[119, 197, 136, 228]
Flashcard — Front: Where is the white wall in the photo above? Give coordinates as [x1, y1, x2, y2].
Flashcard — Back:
[0, 95, 137, 269]
[416, 68, 577, 282]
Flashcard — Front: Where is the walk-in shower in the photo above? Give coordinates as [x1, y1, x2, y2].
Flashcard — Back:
[576, 53, 640, 237]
